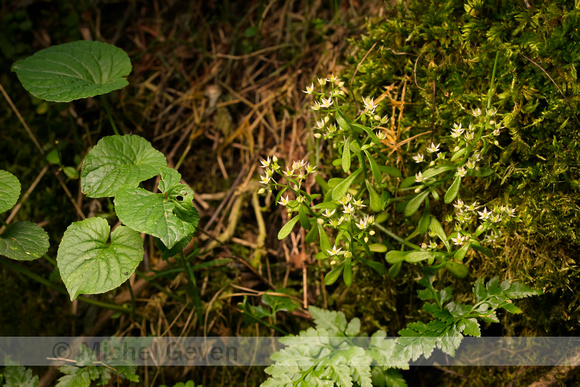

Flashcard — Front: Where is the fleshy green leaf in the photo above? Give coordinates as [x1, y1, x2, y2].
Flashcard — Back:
[342, 137, 351, 172]
[446, 261, 469, 278]
[114, 168, 199, 249]
[343, 260, 353, 286]
[324, 263, 344, 286]
[444, 175, 461, 204]
[332, 168, 362, 201]
[0, 170, 20, 214]
[404, 190, 430, 217]
[418, 200, 431, 234]
[57, 217, 144, 301]
[0, 221, 49, 261]
[363, 150, 381, 182]
[277, 215, 300, 240]
[365, 180, 382, 212]
[81, 135, 167, 198]
[11, 40, 132, 103]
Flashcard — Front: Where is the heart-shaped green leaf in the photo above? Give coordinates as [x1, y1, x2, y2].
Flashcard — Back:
[114, 167, 199, 249]
[0, 170, 20, 214]
[57, 217, 143, 301]
[11, 40, 132, 103]
[81, 135, 167, 198]
[0, 221, 49, 261]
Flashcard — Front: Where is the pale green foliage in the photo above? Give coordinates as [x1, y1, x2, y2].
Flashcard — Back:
[264, 277, 541, 386]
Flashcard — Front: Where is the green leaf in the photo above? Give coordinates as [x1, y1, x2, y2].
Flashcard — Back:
[57, 217, 143, 301]
[0, 221, 49, 261]
[0, 170, 20, 214]
[11, 40, 132, 103]
[359, 256, 386, 275]
[2, 360, 39, 387]
[454, 242, 471, 261]
[422, 164, 455, 180]
[114, 167, 199, 249]
[81, 135, 167, 198]
[469, 167, 494, 177]
[444, 176, 461, 204]
[277, 215, 300, 240]
[429, 216, 449, 249]
[309, 305, 348, 335]
[363, 150, 381, 182]
[388, 261, 402, 278]
[473, 277, 487, 302]
[331, 168, 362, 201]
[304, 222, 319, 243]
[343, 259, 353, 286]
[318, 223, 331, 253]
[156, 234, 192, 260]
[336, 109, 351, 131]
[298, 204, 311, 230]
[404, 190, 430, 217]
[404, 251, 435, 263]
[446, 261, 469, 278]
[324, 263, 344, 286]
[460, 318, 481, 337]
[385, 250, 407, 264]
[342, 137, 351, 172]
[365, 180, 382, 212]
[378, 165, 402, 178]
[418, 200, 431, 234]
[503, 281, 543, 299]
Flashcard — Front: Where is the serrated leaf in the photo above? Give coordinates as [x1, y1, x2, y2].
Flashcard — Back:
[12, 40, 131, 103]
[57, 217, 143, 301]
[277, 215, 300, 240]
[342, 137, 351, 172]
[114, 168, 199, 249]
[2, 360, 39, 387]
[444, 175, 461, 204]
[0, 170, 20, 214]
[436, 325, 463, 356]
[460, 318, 481, 337]
[81, 135, 167, 198]
[309, 306, 348, 335]
[0, 221, 49, 261]
[473, 277, 487, 302]
[500, 301, 523, 314]
[503, 281, 543, 299]
[404, 190, 430, 217]
[332, 168, 362, 201]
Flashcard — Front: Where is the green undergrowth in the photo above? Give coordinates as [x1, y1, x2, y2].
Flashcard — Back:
[344, 0, 580, 336]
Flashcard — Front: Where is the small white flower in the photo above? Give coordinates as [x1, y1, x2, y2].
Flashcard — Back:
[318, 77, 327, 86]
[260, 157, 271, 168]
[467, 201, 479, 212]
[311, 101, 321, 110]
[464, 131, 475, 141]
[413, 154, 425, 163]
[437, 152, 446, 160]
[353, 199, 366, 208]
[319, 97, 333, 108]
[453, 199, 465, 210]
[328, 74, 338, 83]
[426, 142, 440, 153]
[380, 115, 389, 124]
[491, 213, 502, 223]
[492, 127, 501, 136]
[278, 196, 289, 206]
[338, 194, 353, 205]
[472, 108, 482, 117]
[456, 167, 467, 178]
[259, 174, 271, 185]
[323, 209, 336, 217]
[363, 96, 379, 114]
[327, 246, 342, 256]
[429, 240, 438, 249]
[466, 159, 476, 169]
[478, 207, 492, 221]
[283, 167, 294, 177]
[451, 123, 465, 138]
[376, 131, 387, 140]
[342, 203, 356, 215]
[303, 83, 314, 94]
[356, 218, 369, 229]
[315, 119, 326, 129]
[451, 233, 467, 246]
[415, 171, 424, 183]
[306, 164, 317, 174]
[486, 108, 497, 116]
[327, 123, 337, 133]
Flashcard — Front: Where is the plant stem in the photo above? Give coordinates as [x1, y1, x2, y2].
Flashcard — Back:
[101, 95, 119, 135]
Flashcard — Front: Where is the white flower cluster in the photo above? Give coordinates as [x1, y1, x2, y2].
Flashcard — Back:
[258, 157, 316, 196]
